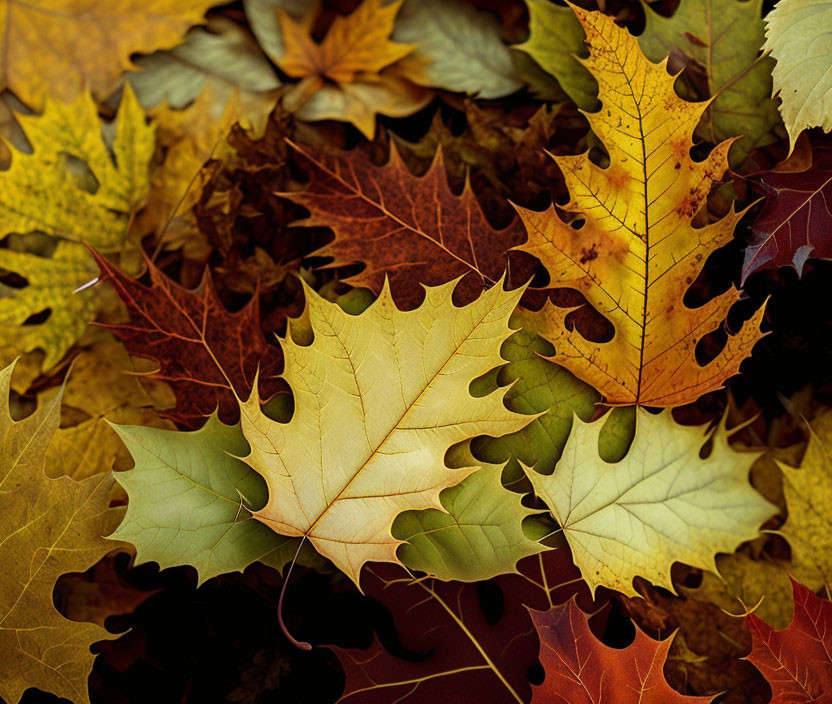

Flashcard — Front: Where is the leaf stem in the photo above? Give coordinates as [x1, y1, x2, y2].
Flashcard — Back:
[277, 537, 313, 651]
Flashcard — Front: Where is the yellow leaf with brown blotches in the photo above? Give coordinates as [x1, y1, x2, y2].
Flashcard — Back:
[515, 7, 766, 407]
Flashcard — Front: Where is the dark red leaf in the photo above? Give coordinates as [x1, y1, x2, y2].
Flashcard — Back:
[747, 578, 832, 703]
[92, 250, 284, 428]
[742, 143, 832, 282]
[282, 140, 532, 309]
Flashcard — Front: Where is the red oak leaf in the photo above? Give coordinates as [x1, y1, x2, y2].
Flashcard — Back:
[333, 548, 608, 704]
[282, 140, 533, 309]
[92, 250, 284, 428]
[746, 578, 832, 703]
[742, 142, 832, 282]
[529, 598, 714, 703]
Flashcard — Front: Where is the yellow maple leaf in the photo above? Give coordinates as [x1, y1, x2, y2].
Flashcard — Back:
[0, 86, 152, 369]
[0, 362, 125, 704]
[0, 0, 218, 109]
[525, 409, 777, 598]
[275, 0, 431, 138]
[515, 7, 766, 407]
[239, 279, 531, 584]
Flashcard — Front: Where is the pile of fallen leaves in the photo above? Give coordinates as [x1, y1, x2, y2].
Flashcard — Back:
[1, 0, 832, 702]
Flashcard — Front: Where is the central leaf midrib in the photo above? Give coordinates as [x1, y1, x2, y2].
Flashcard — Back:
[305, 302, 495, 537]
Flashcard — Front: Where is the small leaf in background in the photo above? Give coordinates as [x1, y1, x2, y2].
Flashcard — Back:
[93, 251, 285, 427]
[747, 579, 832, 702]
[526, 409, 777, 597]
[743, 139, 832, 281]
[764, 0, 832, 150]
[529, 598, 713, 703]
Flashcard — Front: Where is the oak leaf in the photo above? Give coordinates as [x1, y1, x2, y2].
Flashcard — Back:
[529, 598, 713, 703]
[93, 251, 284, 428]
[0, 362, 124, 704]
[764, 0, 832, 151]
[742, 141, 832, 281]
[525, 409, 777, 597]
[282, 140, 529, 309]
[747, 578, 832, 702]
[0, 0, 217, 108]
[515, 6, 766, 407]
[239, 279, 530, 584]
[335, 550, 605, 704]
[0, 86, 152, 369]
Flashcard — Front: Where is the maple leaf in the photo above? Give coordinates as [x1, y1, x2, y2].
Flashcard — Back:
[525, 409, 777, 597]
[747, 578, 832, 702]
[238, 279, 530, 584]
[0, 0, 217, 108]
[777, 409, 832, 589]
[392, 441, 546, 582]
[0, 362, 124, 704]
[391, 0, 522, 99]
[246, 0, 431, 138]
[282, 140, 529, 309]
[93, 251, 284, 428]
[0, 86, 152, 369]
[742, 141, 832, 281]
[638, 0, 780, 164]
[110, 415, 305, 583]
[764, 0, 832, 151]
[514, 6, 767, 407]
[335, 549, 605, 704]
[529, 598, 713, 703]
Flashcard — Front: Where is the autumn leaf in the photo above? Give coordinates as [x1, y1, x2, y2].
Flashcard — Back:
[0, 0, 218, 108]
[638, 0, 780, 164]
[45, 339, 175, 480]
[525, 409, 777, 597]
[282, 140, 530, 309]
[110, 415, 305, 583]
[0, 86, 152, 369]
[777, 409, 832, 589]
[764, 0, 832, 151]
[742, 140, 832, 281]
[392, 441, 546, 582]
[529, 598, 713, 703]
[93, 251, 284, 427]
[391, 0, 523, 99]
[514, 6, 766, 407]
[0, 361, 124, 704]
[335, 550, 604, 704]
[747, 578, 832, 702]
[238, 278, 530, 584]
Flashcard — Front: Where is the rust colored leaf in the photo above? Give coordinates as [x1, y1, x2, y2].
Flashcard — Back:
[530, 598, 714, 703]
[747, 578, 832, 703]
[742, 142, 832, 282]
[333, 549, 607, 703]
[283, 140, 530, 308]
[92, 250, 284, 428]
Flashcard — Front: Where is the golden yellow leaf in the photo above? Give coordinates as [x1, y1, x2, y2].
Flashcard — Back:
[515, 7, 766, 407]
[0, 361, 124, 704]
[278, 0, 414, 84]
[275, 0, 431, 138]
[239, 279, 531, 584]
[0, 86, 152, 369]
[0, 0, 218, 108]
[45, 339, 175, 481]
